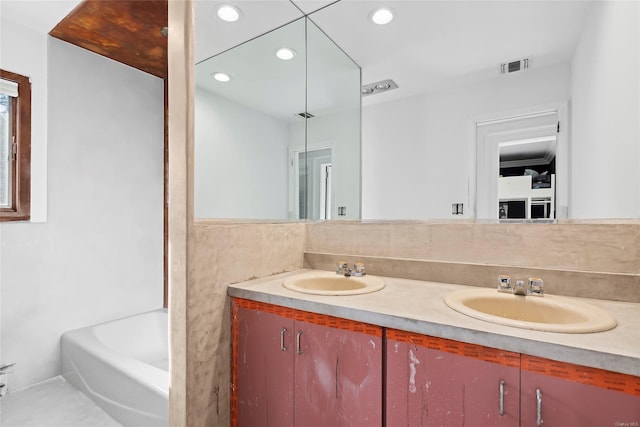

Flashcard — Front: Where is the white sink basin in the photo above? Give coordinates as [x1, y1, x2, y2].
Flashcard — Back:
[444, 288, 617, 333]
[283, 271, 385, 296]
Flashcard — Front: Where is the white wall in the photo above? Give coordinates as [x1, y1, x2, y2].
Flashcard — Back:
[362, 62, 571, 220]
[290, 108, 361, 220]
[0, 17, 48, 222]
[0, 38, 164, 391]
[194, 88, 289, 219]
[570, 0, 640, 219]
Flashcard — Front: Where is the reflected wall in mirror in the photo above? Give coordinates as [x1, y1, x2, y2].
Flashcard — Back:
[310, 0, 639, 220]
[301, 19, 361, 220]
[194, 10, 361, 220]
[194, 0, 638, 221]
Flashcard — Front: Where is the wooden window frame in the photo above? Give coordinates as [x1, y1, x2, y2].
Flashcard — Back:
[0, 69, 31, 222]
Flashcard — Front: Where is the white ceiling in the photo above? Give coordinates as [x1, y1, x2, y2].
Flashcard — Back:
[0, 0, 81, 34]
[500, 138, 557, 168]
[195, 1, 303, 63]
[195, 0, 593, 128]
[194, 1, 339, 63]
[195, 16, 308, 119]
[309, 0, 592, 106]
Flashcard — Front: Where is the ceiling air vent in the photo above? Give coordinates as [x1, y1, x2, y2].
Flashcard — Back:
[500, 57, 531, 75]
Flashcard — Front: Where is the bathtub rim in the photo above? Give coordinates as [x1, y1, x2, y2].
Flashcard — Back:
[60, 308, 168, 398]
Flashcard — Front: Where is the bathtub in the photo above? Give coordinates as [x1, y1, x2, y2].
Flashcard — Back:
[61, 309, 168, 426]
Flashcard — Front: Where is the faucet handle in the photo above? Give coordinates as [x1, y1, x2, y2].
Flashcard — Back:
[497, 275, 512, 293]
[336, 261, 349, 275]
[528, 278, 544, 296]
[351, 262, 366, 277]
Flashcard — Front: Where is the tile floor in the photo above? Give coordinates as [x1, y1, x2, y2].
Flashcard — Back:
[0, 376, 122, 427]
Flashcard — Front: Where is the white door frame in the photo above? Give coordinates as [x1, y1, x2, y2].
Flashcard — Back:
[289, 143, 333, 219]
[319, 162, 333, 220]
[469, 101, 569, 220]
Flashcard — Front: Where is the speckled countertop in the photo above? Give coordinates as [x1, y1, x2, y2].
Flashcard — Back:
[228, 269, 640, 377]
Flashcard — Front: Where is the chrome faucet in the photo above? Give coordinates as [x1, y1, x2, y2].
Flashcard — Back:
[352, 262, 366, 277]
[497, 275, 513, 293]
[497, 275, 544, 296]
[513, 280, 527, 296]
[336, 262, 366, 277]
[336, 261, 350, 276]
[528, 277, 544, 296]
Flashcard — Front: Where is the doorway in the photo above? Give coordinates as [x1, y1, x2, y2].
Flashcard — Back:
[291, 146, 333, 220]
[475, 105, 568, 220]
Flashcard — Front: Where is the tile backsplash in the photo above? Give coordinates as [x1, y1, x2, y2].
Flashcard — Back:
[304, 221, 640, 302]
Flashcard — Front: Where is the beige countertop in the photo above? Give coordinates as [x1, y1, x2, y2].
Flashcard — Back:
[228, 269, 640, 377]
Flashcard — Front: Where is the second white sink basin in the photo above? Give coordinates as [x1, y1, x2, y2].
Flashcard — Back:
[444, 288, 617, 333]
[283, 271, 385, 296]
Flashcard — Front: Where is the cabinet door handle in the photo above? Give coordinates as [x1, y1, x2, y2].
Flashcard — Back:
[499, 380, 505, 416]
[280, 328, 287, 352]
[296, 331, 304, 355]
[536, 388, 543, 426]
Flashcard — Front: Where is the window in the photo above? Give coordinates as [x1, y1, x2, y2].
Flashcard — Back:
[0, 69, 31, 221]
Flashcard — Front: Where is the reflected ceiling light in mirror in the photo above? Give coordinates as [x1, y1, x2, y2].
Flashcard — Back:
[212, 72, 231, 82]
[217, 4, 242, 22]
[276, 47, 296, 60]
[369, 8, 394, 25]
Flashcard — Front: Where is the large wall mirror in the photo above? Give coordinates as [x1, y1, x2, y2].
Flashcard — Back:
[194, 2, 361, 220]
[195, 0, 638, 221]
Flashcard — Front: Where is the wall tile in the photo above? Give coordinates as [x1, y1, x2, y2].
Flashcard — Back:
[185, 221, 305, 427]
[305, 221, 640, 274]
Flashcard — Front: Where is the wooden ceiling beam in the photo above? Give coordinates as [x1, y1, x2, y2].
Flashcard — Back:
[50, 0, 168, 79]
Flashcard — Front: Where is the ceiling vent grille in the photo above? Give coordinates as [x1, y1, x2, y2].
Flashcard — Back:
[500, 57, 531, 75]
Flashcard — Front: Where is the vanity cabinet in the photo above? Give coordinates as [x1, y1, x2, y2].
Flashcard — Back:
[386, 329, 521, 427]
[387, 329, 640, 427]
[520, 355, 640, 427]
[231, 299, 383, 427]
[232, 303, 295, 427]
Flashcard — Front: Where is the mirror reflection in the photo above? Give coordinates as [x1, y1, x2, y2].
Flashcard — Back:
[498, 132, 557, 220]
[195, 13, 361, 220]
[195, 0, 639, 221]
[476, 108, 564, 220]
[310, 0, 638, 220]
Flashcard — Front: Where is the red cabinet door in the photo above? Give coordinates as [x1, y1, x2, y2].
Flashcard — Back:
[386, 332, 520, 427]
[294, 320, 383, 427]
[236, 306, 295, 427]
[521, 356, 640, 427]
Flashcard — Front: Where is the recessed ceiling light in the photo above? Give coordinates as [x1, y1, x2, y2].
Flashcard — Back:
[212, 72, 231, 82]
[276, 48, 296, 61]
[370, 8, 393, 25]
[217, 5, 242, 22]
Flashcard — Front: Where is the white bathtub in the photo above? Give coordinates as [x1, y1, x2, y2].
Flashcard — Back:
[61, 309, 168, 426]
